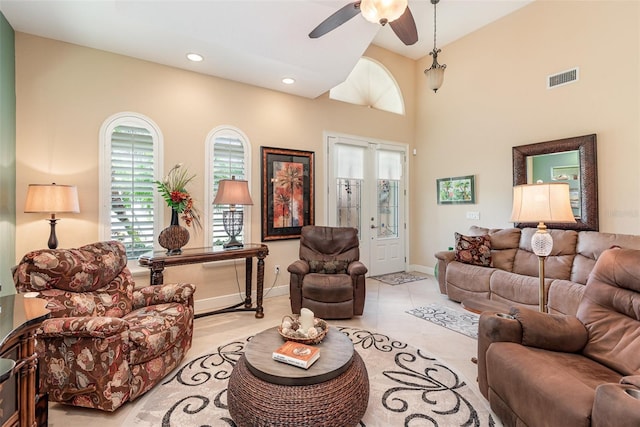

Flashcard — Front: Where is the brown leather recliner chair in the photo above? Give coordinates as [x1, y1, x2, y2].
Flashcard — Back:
[477, 247, 640, 427]
[288, 226, 367, 319]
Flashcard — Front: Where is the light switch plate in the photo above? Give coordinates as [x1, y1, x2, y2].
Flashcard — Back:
[466, 211, 480, 220]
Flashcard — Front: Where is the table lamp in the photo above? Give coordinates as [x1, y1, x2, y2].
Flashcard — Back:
[213, 177, 253, 249]
[24, 183, 80, 249]
[510, 182, 576, 312]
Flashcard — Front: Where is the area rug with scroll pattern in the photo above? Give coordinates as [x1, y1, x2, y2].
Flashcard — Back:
[124, 326, 498, 426]
[406, 303, 480, 339]
[370, 271, 429, 285]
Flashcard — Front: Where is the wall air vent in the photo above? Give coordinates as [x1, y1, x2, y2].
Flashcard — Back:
[547, 67, 579, 89]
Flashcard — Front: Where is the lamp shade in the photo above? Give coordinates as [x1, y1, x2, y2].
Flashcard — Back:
[24, 184, 80, 213]
[360, 0, 408, 24]
[425, 66, 445, 92]
[510, 183, 576, 224]
[213, 178, 253, 206]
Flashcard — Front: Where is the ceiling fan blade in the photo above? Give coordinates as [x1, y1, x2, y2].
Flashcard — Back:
[389, 6, 418, 45]
[309, 2, 361, 39]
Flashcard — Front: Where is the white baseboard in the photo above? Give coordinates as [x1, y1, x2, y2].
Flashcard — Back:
[407, 264, 435, 276]
[194, 284, 289, 314]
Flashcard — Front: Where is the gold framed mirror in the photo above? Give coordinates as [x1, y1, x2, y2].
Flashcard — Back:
[513, 134, 598, 231]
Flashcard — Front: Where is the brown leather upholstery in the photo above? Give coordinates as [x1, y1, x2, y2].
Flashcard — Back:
[435, 226, 640, 315]
[288, 226, 367, 319]
[477, 248, 640, 427]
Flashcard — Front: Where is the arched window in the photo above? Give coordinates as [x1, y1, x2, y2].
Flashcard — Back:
[205, 126, 251, 246]
[330, 57, 405, 115]
[99, 112, 163, 259]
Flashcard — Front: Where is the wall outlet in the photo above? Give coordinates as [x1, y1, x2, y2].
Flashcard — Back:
[274, 265, 280, 275]
[466, 211, 480, 220]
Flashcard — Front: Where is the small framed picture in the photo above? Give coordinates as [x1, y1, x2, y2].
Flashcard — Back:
[436, 175, 475, 204]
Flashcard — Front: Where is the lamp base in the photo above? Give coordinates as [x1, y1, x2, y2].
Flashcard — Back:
[222, 210, 244, 250]
[223, 238, 244, 250]
[47, 217, 59, 249]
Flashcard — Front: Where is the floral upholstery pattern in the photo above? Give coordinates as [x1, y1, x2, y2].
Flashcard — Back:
[454, 232, 493, 267]
[14, 241, 196, 412]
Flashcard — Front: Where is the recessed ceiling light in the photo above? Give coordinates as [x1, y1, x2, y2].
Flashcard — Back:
[186, 53, 204, 62]
[282, 77, 295, 85]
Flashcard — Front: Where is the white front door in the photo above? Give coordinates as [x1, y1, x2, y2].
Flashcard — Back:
[327, 135, 407, 276]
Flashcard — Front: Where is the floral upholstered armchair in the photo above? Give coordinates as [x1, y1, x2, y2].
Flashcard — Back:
[13, 241, 196, 412]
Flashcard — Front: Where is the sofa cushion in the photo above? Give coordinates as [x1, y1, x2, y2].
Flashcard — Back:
[302, 274, 353, 302]
[490, 270, 547, 308]
[547, 279, 585, 315]
[454, 233, 492, 267]
[445, 261, 494, 302]
[572, 231, 640, 284]
[487, 343, 621, 427]
[124, 302, 192, 365]
[513, 228, 577, 280]
[577, 248, 640, 376]
[14, 241, 129, 293]
[467, 226, 520, 271]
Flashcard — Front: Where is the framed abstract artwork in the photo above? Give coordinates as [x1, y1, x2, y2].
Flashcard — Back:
[436, 175, 475, 204]
[261, 147, 315, 241]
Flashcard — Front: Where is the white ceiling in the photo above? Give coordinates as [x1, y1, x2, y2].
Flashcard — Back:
[0, 0, 533, 99]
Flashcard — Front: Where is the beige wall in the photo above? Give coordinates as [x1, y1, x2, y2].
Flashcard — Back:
[14, 35, 415, 303]
[413, 0, 640, 269]
[13, 0, 640, 301]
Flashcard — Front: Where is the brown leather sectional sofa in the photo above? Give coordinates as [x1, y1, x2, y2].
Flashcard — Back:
[435, 226, 640, 315]
[478, 247, 640, 427]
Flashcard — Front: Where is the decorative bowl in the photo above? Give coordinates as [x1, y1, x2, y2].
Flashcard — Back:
[278, 315, 329, 345]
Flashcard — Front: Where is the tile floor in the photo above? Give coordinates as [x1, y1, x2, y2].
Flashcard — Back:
[46, 275, 482, 426]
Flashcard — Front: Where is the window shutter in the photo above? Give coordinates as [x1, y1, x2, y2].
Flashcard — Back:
[212, 136, 246, 245]
[110, 125, 156, 258]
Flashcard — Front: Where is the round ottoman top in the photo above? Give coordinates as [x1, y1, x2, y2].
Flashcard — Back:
[244, 326, 354, 385]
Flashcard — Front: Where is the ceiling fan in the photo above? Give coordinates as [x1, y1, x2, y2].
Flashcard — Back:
[309, 0, 418, 46]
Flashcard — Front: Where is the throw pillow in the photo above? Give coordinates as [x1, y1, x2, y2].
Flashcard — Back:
[308, 260, 350, 274]
[454, 232, 492, 267]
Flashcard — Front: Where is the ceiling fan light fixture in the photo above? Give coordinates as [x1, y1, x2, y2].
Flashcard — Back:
[360, 0, 408, 26]
[423, 0, 446, 93]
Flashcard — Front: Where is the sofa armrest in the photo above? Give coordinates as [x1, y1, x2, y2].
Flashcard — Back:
[288, 260, 309, 314]
[592, 382, 640, 427]
[39, 316, 129, 338]
[435, 250, 455, 263]
[36, 317, 131, 411]
[132, 282, 196, 309]
[477, 311, 523, 398]
[347, 260, 367, 276]
[622, 376, 640, 388]
[287, 260, 309, 275]
[511, 307, 588, 352]
[434, 250, 456, 294]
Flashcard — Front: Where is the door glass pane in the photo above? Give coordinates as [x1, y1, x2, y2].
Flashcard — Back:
[377, 179, 398, 238]
[336, 178, 362, 233]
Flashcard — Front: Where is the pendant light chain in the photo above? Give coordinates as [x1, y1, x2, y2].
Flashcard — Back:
[424, 0, 446, 92]
[433, 0, 437, 51]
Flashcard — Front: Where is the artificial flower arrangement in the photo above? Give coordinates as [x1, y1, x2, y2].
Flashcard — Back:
[155, 163, 202, 230]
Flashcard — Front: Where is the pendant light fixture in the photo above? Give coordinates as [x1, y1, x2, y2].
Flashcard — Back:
[424, 0, 446, 92]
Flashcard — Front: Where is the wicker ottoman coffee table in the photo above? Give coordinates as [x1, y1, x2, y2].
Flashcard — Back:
[228, 326, 369, 427]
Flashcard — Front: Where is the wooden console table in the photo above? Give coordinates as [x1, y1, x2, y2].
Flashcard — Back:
[0, 294, 51, 427]
[138, 244, 269, 319]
